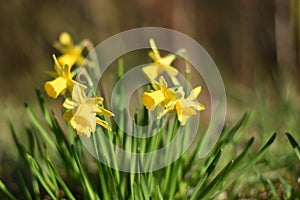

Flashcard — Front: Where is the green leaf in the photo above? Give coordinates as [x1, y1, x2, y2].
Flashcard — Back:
[0, 179, 17, 200]
[156, 185, 164, 200]
[28, 155, 56, 199]
[286, 133, 300, 160]
[46, 160, 76, 200]
[140, 174, 151, 200]
[9, 120, 28, 163]
[70, 145, 98, 200]
[200, 160, 234, 199]
[96, 162, 110, 200]
[25, 103, 56, 149]
[213, 133, 277, 198]
[267, 179, 280, 200]
[35, 89, 51, 125]
[17, 172, 33, 200]
[190, 173, 208, 200]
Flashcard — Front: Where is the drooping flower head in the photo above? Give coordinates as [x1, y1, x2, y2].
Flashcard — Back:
[142, 38, 180, 85]
[54, 32, 85, 68]
[44, 55, 78, 98]
[63, 84, 114, 138]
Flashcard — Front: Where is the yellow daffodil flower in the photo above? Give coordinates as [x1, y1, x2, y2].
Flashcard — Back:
[44, 55, 78, 98]
[142, 76, 181, 118]
[142, 38, 179, 85]
[175, 86, 205, 125]
[54, 32, 85, 68]
[63, 84, 114, 138]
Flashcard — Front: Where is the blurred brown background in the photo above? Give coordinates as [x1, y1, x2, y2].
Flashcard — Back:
[0, 0, 299, 146]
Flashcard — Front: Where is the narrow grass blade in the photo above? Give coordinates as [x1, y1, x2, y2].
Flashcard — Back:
[0, 179, 17, 200]
[140, 174, 151, 199]
[25, 103, 56, 149]
[9, 120, 28, 163]
[156, 185, 164, 200]
[267, 179, 281, 200]
[213, 133, 276, 198]
[35, 89, 51, 125]
[286, 133, 300, 160]
[46, 160, 76, 200]
[190, 173, 208, 200]
[70, 145, 98, 200]
[28, 156, 56, 199]
[96, 162, 110, 200]
[218, 112, 250, 148]
[17, 172, 33, 200]
[203, 160, 233, 199]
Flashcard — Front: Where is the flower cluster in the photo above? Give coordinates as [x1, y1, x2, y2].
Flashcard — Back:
[142, 39, 205, 125]
[44, 33, 205, 138]
[44, 32, 113, 137]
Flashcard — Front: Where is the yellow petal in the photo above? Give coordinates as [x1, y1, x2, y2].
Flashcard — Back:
[63, 109, 73, 121]
[159, 54, 177, 67]
[149, 38, 161, 59]
[96, 117, 112, 131]
[52, 54, 64, 76]
[162, 88, 178, 103]
[142, 90, 165, 110]
[148, 51, 157, 61]
[59, 32, 73, 46]
[190, 102, 205, 111]
[72, 84, 87, 103]
[44, 77, 67, 98]
[63, 98, 77, 110]
[176, 102, 197, 125]
[57, 54, 77, 68]
[86, 97, 104, 105]
[70, 104, 96, 138]
[142, 64, 164, 80]
[158, 76, 168, 88]
[187, 86, 202, 101]
[95, 105, 114, 117]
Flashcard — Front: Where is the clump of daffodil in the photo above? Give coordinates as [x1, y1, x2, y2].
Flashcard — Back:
[63, 84, 114, 138]
[44, 55, 79, 98]
[54, 32, 86, 68]
[142, 38, 180, 85]
[175, 86, 205, 125]
[142, 76, 181, 119]
[142, 73, 205, 124]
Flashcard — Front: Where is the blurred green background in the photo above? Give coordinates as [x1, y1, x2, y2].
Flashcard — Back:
[0, 0, 299, 173]
[0, 0, 300, 198]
